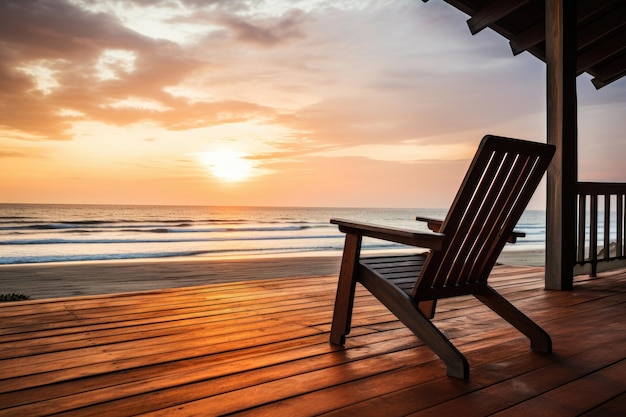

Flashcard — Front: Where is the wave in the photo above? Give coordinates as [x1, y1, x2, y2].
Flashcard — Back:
[0, 234, 342, 246]
[0, 218, 243, 225]
[0, 217, 323, 226]
[0, 240, 409, 265]
[0, 245, 346, 265]
[0, 250, 214, 264]
[117, 225, 319, 234]
[0, 221, 322, 233]
[0, 224, 322, 233]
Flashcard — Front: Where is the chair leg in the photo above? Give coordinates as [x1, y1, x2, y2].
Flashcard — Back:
[399, 306, 469, 379]
[330, 233, 362, 346]
[360, 272, 470, 379]
[475, 286, 552, 353]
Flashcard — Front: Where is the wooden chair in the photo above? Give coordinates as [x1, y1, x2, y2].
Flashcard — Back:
[329, 135, 554, 379]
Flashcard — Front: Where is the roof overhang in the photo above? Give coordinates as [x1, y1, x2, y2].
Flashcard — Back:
[424, 0, 626, 89]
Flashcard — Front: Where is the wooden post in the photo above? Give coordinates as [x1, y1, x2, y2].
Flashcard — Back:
[545, 0, 577, 290]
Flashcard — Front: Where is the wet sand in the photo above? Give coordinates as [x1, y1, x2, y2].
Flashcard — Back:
[0, 250, 544, 300]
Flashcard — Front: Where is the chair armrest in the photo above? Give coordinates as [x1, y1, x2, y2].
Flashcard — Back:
[415, 216, 525, 243]
[331, 218, 445, 251]
[505, 230, 525, 243]
[415, 216, 443, 232]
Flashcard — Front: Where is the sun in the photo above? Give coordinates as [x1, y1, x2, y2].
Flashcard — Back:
[200, 150, 254, 182]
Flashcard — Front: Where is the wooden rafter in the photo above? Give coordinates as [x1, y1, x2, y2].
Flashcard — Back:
[424, 0, 626, 89]
[467, 0, 534, 35]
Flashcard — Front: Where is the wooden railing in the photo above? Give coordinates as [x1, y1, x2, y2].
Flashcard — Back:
[575, 182, 626, 276]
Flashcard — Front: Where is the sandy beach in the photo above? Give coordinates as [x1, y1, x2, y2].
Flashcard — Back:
[0, 249, 545, 301]
[0, 255, 344, 300]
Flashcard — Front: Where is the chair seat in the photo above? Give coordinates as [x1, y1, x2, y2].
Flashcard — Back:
[359, 254, 427, 295]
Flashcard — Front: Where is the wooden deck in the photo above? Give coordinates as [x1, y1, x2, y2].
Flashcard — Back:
[0, 265, 624, 416]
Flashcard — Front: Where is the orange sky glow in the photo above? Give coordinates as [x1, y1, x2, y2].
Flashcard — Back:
[1, 0, 625, 209]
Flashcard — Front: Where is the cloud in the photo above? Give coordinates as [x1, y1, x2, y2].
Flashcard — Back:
[0, 150, 33, 158]
[214, 9, 306, 46]
[0, 0, 316, 143]
[0, 0, 151, 60]
[0, 0, 160, 137]
[0, 0, 543, 145]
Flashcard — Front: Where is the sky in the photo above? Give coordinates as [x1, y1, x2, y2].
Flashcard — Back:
[1, 0, 625, 209]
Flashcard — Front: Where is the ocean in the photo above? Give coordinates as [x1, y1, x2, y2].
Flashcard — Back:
[0, 204, 547, 265]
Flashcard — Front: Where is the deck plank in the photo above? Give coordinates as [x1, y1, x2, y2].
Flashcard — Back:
[490, 360, 626, 417]
[0, 266, 624, 416]
[579, 393, 626, 417]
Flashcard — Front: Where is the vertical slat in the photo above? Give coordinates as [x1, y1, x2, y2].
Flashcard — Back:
[421, 148, 503, 288]
[470, 155, 543, 282]
[577, 193, 587, 263]
[460, 154, 531, 284]
[477, 154, 550, 282]
[589, 195, 598, 276]
[604, 196, 611, 260]
[447, 152, 518, 286]
[615, 194, 624, 257]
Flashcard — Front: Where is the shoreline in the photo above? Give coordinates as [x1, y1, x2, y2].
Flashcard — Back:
[0, 249, 545, 301]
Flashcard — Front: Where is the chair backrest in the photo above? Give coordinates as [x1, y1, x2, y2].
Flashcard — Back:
[414, 135, 555, 295]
